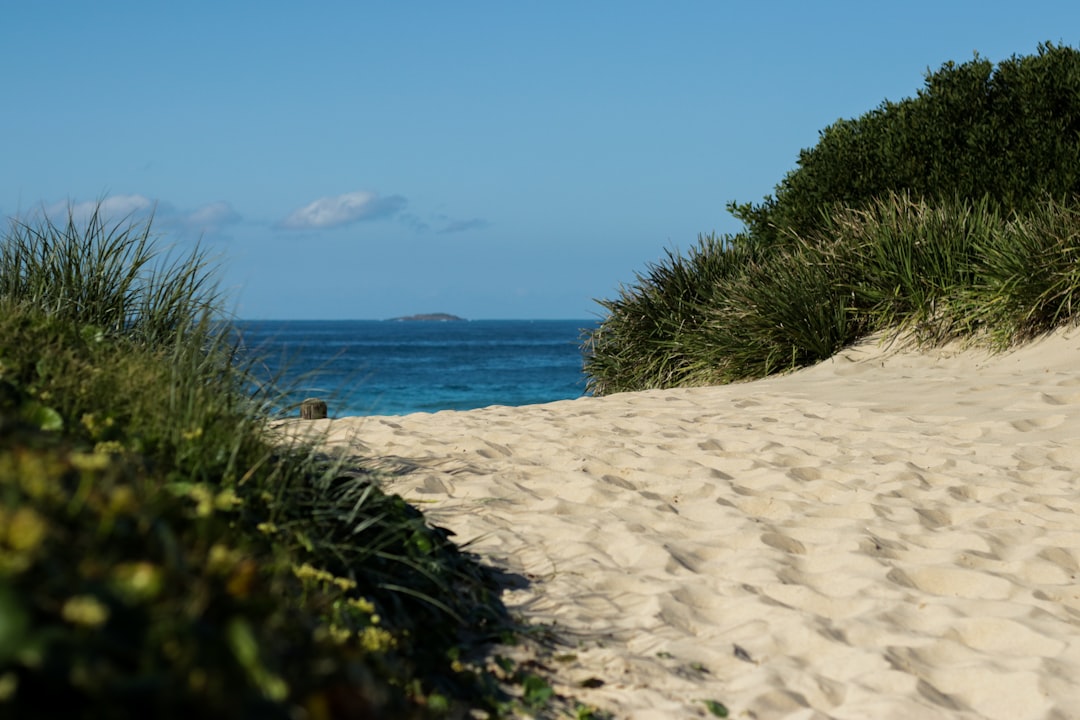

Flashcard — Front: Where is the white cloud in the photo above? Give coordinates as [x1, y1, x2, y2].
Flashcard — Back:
[184, 201, 240, 233]
[281, 191, 405, 230]
[24, 196, 242, 239]
[86, 194, 154, 219]
[43, 194, 155, 224]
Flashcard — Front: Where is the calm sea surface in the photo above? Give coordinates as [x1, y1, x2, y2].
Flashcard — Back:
[234, 319, 596, 417]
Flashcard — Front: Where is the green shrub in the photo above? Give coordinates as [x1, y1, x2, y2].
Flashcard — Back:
[584, 230, 860, 391]
[0, 205, 518, 718]
[731, 42, 1080, 246]
[823, 193, 1080, 347]
[821, 193, 995, 343]
[587, 43, 1080, 394]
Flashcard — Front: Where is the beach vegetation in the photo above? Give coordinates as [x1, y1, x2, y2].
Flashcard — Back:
[0, 205, 572, 717]
[731, 41, 1080, 247]
[585, 42, 1080, 393]
[702, 698, 730, 717]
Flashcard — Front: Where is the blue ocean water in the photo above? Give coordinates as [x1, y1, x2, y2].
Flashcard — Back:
[234, 319, 596, 417]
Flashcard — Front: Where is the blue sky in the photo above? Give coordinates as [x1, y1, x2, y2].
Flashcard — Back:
[3, 1, 1078, 319]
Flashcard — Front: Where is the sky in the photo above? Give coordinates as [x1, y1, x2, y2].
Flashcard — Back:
[4, 1, 1079, 320]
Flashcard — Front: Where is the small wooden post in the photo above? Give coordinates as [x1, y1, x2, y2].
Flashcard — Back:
[300, 398, 328, 420]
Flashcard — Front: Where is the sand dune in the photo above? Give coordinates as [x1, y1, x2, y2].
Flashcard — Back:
[288, 328, 1080, 719]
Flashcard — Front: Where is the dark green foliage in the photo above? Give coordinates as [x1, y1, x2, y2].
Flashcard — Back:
[1, 425, 314, 719]
[733, 42, 1080, 245]
[586, 44, 1080, 394]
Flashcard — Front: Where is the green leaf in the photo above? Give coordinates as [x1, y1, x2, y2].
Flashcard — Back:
[226, 616, 259, 669]
[20, 402, 63, 431]
[0, 584, 31, 664]
[408, 530, 433, 555]
[521, 673, 554, 707]
[226, 617, 288, 702]
[79, 324, 106, 344]
[703, 699, 729, 717]
[426, 693, 450, 712]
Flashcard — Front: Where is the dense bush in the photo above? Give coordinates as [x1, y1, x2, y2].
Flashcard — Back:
[586, 43, 1080, 394]
[732, 42, 1080, 246]
[585, 192, 1080, 393]
[0, 207, 524, 718]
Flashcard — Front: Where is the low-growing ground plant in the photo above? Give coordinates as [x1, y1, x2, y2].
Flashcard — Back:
[0, 204, 576, 718]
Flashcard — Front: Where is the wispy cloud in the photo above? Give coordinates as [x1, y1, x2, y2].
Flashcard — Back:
[43, 194, 155, 224]
[438, 218, 488, 234]
[181, 201, 241, 234]
[281, 191, 406, 230]
[35, 196, 241, 236]
[398, 212, 430, 233]
[395, 213, 489, 235]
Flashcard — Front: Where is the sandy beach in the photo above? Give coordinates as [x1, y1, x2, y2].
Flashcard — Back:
[289, 329, 1080, 719]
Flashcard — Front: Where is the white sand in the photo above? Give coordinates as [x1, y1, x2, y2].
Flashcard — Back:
[289, 329, 1080, 719]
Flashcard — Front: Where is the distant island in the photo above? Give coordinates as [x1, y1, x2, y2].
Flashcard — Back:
[387, 313, 466, 322]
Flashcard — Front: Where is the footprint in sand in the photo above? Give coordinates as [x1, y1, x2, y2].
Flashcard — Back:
[476, 440, 513, 458]
[1009, 414, 1066, 432]
[947, 616, 1067, 656]
[760, 532, 807, 555]
[886, 566, 1013, 600]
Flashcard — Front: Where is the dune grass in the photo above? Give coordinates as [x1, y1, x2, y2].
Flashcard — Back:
[584, 193, 1080, 393]
[0, 205, 572, 718]
[0, 205, 221, 346]
[586, 45, 1080, 394]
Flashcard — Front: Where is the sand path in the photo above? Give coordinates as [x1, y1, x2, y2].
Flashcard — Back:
[293, 329, 1080, 719]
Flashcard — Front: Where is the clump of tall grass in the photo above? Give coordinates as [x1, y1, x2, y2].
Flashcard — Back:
[584, 193, 1080, 393]
[827, 193, 1080, 347]
[697, 238, 861, 382]
[971, 197, 1080, 345]
[0, 204, 522, 717]
[821, 193, 996, 345]
[584, 234, 767, 394]
[0, 204, 220, 346]
[584, 231, 861, 392]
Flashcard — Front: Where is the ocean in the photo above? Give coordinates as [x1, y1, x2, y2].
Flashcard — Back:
[233, 319, 596, 417]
